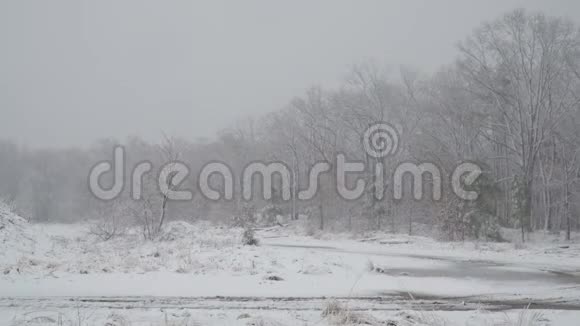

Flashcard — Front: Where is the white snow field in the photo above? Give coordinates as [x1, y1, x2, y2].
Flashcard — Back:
[1, 209, 580, 325]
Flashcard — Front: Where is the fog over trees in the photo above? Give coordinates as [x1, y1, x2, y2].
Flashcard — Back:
[1, 9, 580, 242]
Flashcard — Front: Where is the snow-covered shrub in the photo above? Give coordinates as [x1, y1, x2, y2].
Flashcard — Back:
[89, 200, 133, 241]
[157, 221, 197, 242]
[436, 197, 503, 242]
[258, 205, 284, 226]
[242, 227, 259, 246]
[90, 216, 127, 241]
[436, 166, 503, 242]
[232, 203, 257, 228]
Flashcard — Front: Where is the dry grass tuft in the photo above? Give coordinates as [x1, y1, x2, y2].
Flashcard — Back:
[498, 306, 548, 326]
[322, 300, 381, 325]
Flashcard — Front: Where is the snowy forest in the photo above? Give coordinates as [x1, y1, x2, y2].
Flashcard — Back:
[2, 9, 580, 242]
[3, 5, 580, 326]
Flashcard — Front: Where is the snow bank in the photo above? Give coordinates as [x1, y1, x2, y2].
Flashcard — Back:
[0, 220, 344, 280]
[0, 204, 46, 271]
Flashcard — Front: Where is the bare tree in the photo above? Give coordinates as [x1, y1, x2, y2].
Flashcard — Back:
[457, 9, 580, 241]
[155, 134, 182, 235]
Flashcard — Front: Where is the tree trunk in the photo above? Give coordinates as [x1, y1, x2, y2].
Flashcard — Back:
[157, 195, 168, 235]
[520, 175, 534, 242]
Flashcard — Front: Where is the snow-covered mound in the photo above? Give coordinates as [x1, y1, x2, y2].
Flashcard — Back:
[0, 204, 44, 269]
[157, 220, 201, 241]
[0, 219, 347, 279]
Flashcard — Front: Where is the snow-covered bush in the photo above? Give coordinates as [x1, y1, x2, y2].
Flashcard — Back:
[258, 205, 284, 226]
[90, 216, 127, 241]
[242, 227, 259, 246]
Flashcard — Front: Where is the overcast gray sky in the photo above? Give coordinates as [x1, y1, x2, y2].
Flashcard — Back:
[1, 0, 579, 148]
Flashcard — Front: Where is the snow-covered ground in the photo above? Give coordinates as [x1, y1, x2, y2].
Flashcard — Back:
[1, 209, 579, 325]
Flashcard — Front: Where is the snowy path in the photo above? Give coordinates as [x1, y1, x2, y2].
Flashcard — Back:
[265, 242, 580, 286]
[1, 294, 580, 312]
